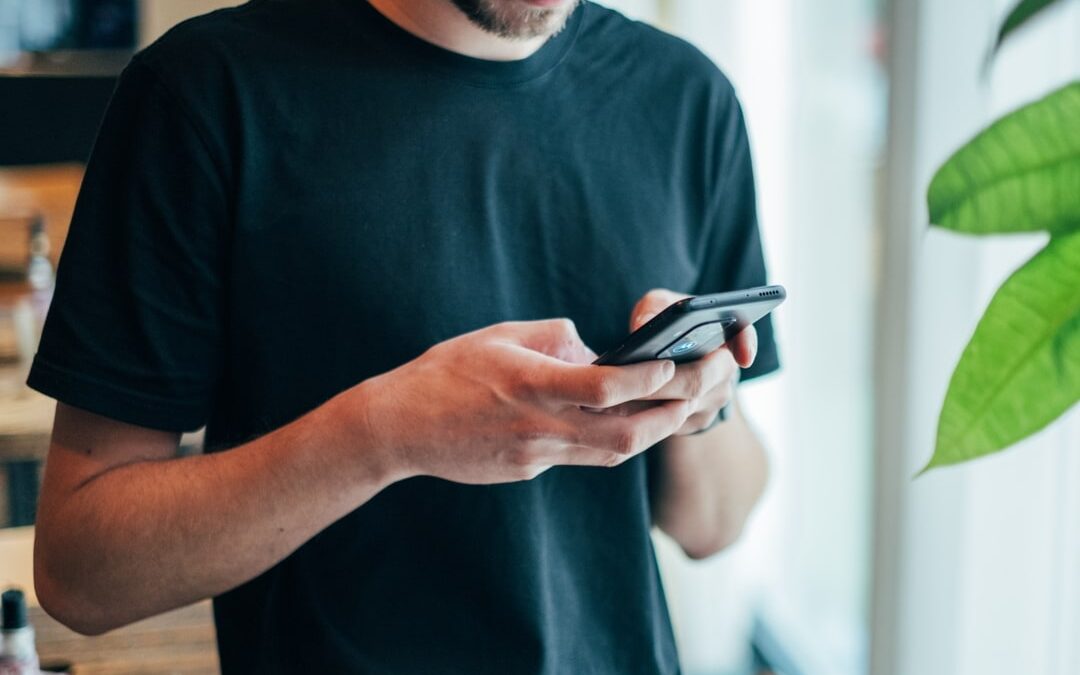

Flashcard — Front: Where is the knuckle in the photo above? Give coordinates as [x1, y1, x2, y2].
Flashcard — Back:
[509, 448, 539, 471]
[559, 425, 584, 448]
[503, 381, 530, 404]
[425, 339, 452, 359]
[511, 422, 546, 444]
[479, 322, 516, 342]
[688, 411, 713, 432]
[513, 414, 569, 445]
[584, 376, 617, 408]
[538, 318, 579, 346]
[517, 465, 545, 481]
[685, 367, 708, 399]
[603, 451, 625, 468]
[614, 428, 641, 455]
[553, 317, 578, 337]
[646, 363, 673, 391]
[507, 367, 541, 400]
[669, 401, 693, 428]
[681, 399, 696, 419]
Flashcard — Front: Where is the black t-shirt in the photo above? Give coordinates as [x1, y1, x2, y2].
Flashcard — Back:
[28, 0, 779, 672]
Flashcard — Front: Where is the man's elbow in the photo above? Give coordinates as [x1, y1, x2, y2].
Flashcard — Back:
[656, 503, 755, 560]
[679, 522, 746, 561]
[34, 538, 116, 636]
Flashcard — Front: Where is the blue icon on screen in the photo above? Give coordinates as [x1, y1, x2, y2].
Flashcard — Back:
[671, 340, 697, 355]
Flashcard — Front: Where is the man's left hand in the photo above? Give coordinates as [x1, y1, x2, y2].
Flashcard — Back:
[620, 288, 757, 435]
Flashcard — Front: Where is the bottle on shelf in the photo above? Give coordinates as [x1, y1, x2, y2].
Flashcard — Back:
[0, 588, 40, 675]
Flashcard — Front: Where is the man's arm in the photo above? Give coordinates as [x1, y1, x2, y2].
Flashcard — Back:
[34, 319, 690, 636]
[650, 400, 769, 559]
[35, 397, 396, 636]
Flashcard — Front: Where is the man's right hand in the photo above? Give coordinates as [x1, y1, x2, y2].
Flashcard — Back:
[337, 319, 692, 485]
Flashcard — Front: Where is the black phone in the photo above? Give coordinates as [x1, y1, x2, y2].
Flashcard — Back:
[593, 285, 786, 366]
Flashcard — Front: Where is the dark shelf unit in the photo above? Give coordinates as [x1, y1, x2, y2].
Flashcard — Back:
[0, 69, 121, 166]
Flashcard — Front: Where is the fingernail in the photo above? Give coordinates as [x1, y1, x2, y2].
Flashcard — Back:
[639, 312, 657, 325]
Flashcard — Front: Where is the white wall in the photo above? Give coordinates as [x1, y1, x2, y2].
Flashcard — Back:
[872, 0, 1080, 673]
[138, 0, 240, 46]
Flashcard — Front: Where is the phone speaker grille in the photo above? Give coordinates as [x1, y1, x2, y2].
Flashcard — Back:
[760, 290, 781, 297]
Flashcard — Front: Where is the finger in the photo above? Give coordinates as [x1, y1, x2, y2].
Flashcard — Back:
[580, 399, 657, 416]
[534, 359, 676, 408]
[638, 347, 737, 401]
[557, 399, 692, 465]
[728, 325, 758, 368]
[630, 289, 690, 331]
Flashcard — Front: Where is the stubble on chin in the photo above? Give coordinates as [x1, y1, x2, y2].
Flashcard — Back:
[448, 0, 581, 41]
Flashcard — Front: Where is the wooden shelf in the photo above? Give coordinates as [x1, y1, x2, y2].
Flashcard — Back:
[0, 51, 133, 78]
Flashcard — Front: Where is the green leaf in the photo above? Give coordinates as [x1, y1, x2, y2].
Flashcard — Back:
[927, 81, 1080, 235]
[922, 229, 1080, 472]
[993, 0, 1067, 54]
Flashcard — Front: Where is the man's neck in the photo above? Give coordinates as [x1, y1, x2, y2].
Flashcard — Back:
[366, 0, 549, 61]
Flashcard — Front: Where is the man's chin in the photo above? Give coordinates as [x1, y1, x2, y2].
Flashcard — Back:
[449, 0, 579, 41]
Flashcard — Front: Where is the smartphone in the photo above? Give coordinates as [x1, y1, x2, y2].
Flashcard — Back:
[593, 285, 786, 366]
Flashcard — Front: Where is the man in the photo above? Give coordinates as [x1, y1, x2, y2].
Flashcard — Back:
[28, 0, 778, 672]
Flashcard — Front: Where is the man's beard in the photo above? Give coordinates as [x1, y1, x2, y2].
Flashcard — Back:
[447, 0, 580, 40]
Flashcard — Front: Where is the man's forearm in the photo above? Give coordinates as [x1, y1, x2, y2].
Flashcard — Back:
[34, 391, 401, 635]
[651, 401, 769, 559]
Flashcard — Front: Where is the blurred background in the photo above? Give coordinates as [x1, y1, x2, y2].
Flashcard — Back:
[0, 1, 1077, 673]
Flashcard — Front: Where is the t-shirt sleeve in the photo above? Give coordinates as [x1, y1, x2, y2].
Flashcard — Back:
[692, 92, 780, 383]
[27, 57, 229, 432]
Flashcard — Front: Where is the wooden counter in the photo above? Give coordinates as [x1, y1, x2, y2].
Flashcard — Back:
[30, 601, 220, 674]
